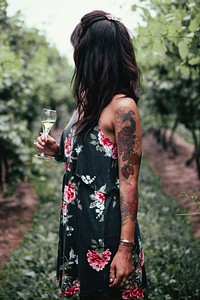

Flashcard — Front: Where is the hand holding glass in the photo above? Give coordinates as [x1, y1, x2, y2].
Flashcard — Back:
[36, 108, 57, 159]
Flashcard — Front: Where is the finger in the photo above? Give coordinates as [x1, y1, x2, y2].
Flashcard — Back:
[43, 135, 48, 142]
[36, 142, 44, 151]
[121, 277, 128, 287]
[35, 138, 44, 149]
[109, 276, 122, 287]
[46, 135, 57, 145]
[41, 134, 47, 142]
[36, 144, 44, 152]
[118, 278, 126, 288]
[37, 134, 49, 145]
[109, 265, 116, 285]
[109, 274, 114, 284]
[121, 277, 126, 283]
[39, 133, 47, 142]
[37, 136, 44, 145]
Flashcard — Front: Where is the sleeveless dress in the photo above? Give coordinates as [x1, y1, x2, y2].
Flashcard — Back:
[55, 112, 147, 299]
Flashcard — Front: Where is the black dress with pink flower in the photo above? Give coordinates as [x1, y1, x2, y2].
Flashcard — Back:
[55, 112, 147, 299]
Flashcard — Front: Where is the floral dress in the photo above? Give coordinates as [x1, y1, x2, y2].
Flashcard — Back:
[55, 112, 147, 299]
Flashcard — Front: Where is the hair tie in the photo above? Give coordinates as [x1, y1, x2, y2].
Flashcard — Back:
[105, 14, 122, 22]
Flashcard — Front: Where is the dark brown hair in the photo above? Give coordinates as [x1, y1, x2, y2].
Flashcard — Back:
[71, 10, 140, 138]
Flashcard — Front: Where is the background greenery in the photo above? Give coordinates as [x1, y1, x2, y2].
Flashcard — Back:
[0, 0, 74, 192]
[0, 0, 200, 299]
[134, 0, 200, 177]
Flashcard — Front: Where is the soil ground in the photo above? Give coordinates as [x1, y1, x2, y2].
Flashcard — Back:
[0, 182, 38, 270]
[0, 130, 199, 270]
[143, 131, 200, 238]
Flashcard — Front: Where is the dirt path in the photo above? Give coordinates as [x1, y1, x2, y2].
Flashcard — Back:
[0, 182, 38, 270]
[143, 131, 200, 238]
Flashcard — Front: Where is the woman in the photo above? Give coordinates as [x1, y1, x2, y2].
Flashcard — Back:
[36, 10, 147, 300]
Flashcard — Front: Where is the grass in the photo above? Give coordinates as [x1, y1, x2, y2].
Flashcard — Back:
[0, 158, 200, 300]
[0, 162, 64, 300]
[139, 159, 200, 300]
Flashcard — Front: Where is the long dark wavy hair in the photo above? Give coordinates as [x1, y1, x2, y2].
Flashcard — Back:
[71, 10, 140, 138]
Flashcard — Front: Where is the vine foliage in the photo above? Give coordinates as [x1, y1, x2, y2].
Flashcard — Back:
[0, 0, 73, 191]
[134, 0, 200, 178]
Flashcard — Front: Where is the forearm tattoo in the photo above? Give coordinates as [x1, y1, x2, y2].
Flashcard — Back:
[120, 181, 138, 225]
[115, 107, 141, 225]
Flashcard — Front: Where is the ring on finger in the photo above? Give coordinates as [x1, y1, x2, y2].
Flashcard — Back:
[121, 279, 126, 283]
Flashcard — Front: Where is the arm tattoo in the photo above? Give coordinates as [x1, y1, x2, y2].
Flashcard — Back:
[116, 109, 136, 161]
[115, 107, 141, 179]
[115, 106, 141, 224]
[120, 181, 138, 225]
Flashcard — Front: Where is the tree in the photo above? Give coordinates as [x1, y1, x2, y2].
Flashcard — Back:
[0, 0, 73, 190]
[134, 0, 200, 177]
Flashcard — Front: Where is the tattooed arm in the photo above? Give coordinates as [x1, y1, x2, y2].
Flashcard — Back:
[109, 98, 142, 288]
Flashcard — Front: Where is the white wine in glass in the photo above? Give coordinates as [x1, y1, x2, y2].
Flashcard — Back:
[36, 108, 57, 159]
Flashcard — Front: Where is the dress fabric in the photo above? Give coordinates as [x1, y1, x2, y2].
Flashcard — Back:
[55, 113, 147, 299]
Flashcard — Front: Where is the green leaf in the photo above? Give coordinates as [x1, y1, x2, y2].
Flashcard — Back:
[188, 57, 200, 65]
[22, 269, 36, 277]
[168, 24, 177, 37]
[152, 40, 167, 57]
[165, 13, 175, 22]
[90, 133, 96, 139]
[131, 5, 137, 11]
[17, 292, 26, 299]
[189, 15, 200, 32]
[179, 66, 190, 77]
[90, 140, 97, 145]
[183, 14, 191, 22]
[178, 40, 189, 60]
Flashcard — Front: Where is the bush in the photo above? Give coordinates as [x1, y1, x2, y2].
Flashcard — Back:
[0, 164, 64, 300]
[139, 159, 200, 300]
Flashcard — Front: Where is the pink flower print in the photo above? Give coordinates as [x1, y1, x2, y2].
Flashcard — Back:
[98, 128, 117, 159]
[122, 285, 144, 299]
[87, 249, 111, 271]
[64, 182, 75, 203]
[61, 201, 67, 216]
[112, 145, 118, 159]
[138, 250, 145, 272]
[95, 191, 105, 202]
[98, 129, 114, 148]
[65, 162, 71, 171]
[64, 137, 72, 157]
[139, 250, 145, 267]
[61, 280, 80, 297]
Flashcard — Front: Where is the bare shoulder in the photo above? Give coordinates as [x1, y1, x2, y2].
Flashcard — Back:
[112, 95, 137, 108]
[110, 96, 140, 126]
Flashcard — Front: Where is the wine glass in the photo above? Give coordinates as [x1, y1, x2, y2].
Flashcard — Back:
[36, 108, 57, 159]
